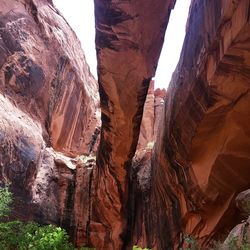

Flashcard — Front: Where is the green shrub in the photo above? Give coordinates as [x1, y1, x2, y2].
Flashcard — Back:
[209, 240, 224, 250]
[0, 187, 78, 250]
[240, 243, 250, 250]
[0, 187, 12, 218]
[0, 221, 75, 250]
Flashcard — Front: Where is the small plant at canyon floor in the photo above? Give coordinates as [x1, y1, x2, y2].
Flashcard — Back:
[146, 141, 155, 149]
[133, 246, 151, 250]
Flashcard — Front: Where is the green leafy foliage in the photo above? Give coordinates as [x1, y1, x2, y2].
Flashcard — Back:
[0, 221, 75, 250]
[227, 236, 238, 250]
[0, 187, 147, 250]
[241, 243, 250, 250]
[0, 187, 12, 217]
[0, 187, 96, 250]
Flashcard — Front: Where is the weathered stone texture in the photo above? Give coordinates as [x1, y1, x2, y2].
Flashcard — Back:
[0, 0, 100, 157]
[92, 0, 175, 248]
[142, 0, 250, 249]
[0, 0, 99, 248]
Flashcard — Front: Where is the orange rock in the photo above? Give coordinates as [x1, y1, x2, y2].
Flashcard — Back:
[0, 0, 99, 247]
[93, 0, 176, 248]
[144, 0, 250, 249]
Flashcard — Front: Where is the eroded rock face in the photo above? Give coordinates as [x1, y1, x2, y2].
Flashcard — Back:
[92, 0, 175, 248]
[137, 80, 155, 150]
[2, 0, 249, 249]
[0, 92, 96, 247]
[0, 0, 100, 247]
[128, 84, 166, 248]
[141, 0, 250, 249]
[136, 81, 166, 150]
[0, 0, 100, 157]
[153, 87, 166, 140]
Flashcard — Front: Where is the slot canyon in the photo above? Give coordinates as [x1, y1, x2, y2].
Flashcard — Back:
[0, 0, 250, 249]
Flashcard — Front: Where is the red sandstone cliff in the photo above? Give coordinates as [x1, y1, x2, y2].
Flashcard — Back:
[0, 0, 100, 156]
[0, 0, 100, 247]
[137, 0, 250, 249]
[92, 0, 175, 248]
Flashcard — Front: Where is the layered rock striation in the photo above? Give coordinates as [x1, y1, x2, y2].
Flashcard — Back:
[139, 0, 250, 249]
[0, 0, 100, 247]
[0, 0, 100, 157]
[92, 0, 175, 248]
[137, 80, 166, 150]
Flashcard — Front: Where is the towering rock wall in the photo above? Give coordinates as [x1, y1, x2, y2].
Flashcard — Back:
[92, 0, 175, 248]
[0, 0, 100, 157]
[0, 0, 100, 246]
[143, 0, 250, 249]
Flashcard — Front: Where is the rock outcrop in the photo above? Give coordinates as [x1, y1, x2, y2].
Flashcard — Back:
[137, 0, 250, 249]
[222, 217, 250, 250]
[213, 190, 250, 250]
[153, 87, 167, 140]
[128, 82, 166, 248]
[92, 0, 175, 248]
[236, 189, 250, 216]
[0, 0, 100, 247]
